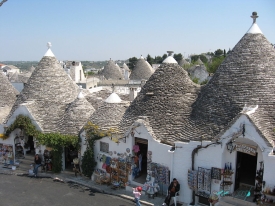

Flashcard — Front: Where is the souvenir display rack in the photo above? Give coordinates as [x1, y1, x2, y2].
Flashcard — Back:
[196, 167, 212, 205]
[110, 160, 129, 188]
[188, 169, 198, 190]
[220, 171, 233, 196]
[150, 162, 170, 185]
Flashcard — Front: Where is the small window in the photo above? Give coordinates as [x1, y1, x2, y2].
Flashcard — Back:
[100, 141, 109, 153]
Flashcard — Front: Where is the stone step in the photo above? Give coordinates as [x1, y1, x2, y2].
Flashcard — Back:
[218, 196, 255, 206]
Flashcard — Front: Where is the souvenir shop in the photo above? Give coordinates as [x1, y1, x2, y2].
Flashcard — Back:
[89, 126, 172, 197]
[186, 138, 267, 205]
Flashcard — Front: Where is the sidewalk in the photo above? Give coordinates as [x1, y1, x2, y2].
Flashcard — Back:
[0, 166, 165, 206]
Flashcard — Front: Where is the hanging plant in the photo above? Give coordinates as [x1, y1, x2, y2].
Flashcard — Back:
[4, 115, 79, 173]
[81, 122, 118, 177]
[4, 115, 40, 139]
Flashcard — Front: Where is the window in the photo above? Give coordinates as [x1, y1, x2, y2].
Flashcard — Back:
[100, 141, 109, 153]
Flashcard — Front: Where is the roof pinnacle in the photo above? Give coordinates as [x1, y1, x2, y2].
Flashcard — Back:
[47, 42, 52, 49]
[251, 11, 258, 23]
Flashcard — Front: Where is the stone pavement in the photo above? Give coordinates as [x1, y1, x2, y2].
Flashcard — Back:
[0, 166, 167, 206]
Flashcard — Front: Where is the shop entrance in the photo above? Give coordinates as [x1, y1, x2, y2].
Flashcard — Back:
[65, 145, 78, 170]
[235, 151, 257, 190]
[133, 138, 148, 183]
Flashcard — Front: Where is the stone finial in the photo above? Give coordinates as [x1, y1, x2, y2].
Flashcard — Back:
[78, 85, 84, 99]
[47, 42, 52, 49]
[251, 11, 258, 23]
[167, 51, 174, 56]
[111, 83, 115, 93]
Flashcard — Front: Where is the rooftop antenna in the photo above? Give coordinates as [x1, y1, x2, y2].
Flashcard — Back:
[251, 11, 258, 24]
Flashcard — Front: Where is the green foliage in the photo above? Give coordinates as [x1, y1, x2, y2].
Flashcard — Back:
[214, 49, 223, 57]
[128, 57, 138, 70]
[191, 55, 208, 64]
[5, 115, 79, 173]
[5, 115, 39, 138]
[162, 54, 168, 61]
[200, 79, 208, 85]
[81, 122, 115, 177]
[173, 53, 183, 62]
[146, 54, 154, 66]
[207, 56, 225, 73]
[192, 77, 199, 84]
[154, 56, 163, 64]
[51, 146, 63, 173]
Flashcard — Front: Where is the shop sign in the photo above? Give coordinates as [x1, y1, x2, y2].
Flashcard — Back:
[235, 143, 257, 156]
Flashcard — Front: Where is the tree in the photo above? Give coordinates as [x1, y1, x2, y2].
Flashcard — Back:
[223, 49, 226, 57]
[191, 55, 207, 64]
[154, 56, 163, 64]
[214, 49, 223, 57]
[127, 57, 138, 70]
[162, 54, 168, 61]
[173, 53, 183, 62]
[207, 56, 225, 73]
[146, 54, 154, 66]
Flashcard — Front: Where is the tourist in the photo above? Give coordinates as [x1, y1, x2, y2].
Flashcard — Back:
[162, 178, 180, 206]
[33, 154, 42, 177]
[133, 186, 142, 206]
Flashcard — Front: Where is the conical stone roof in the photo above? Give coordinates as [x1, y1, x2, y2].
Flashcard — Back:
[190, 12, 275, 145]
[0, 72, 18, 107]
[196, 58, 204, 65]
[18, 53, 78, 104]
[101, 59, 124, 80]
[60, 89, 95, 135]
[178, 58, 190, 67]
[5, 43, 79, 127]
[123, 63, 130, 71]
[90, 93, 129, 132]
[120, 63, 200, 143]
[0, 72, 18, 123]
[129, 56, 154, 80]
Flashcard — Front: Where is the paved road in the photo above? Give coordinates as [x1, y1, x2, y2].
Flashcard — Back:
[0, 174, 134, 206]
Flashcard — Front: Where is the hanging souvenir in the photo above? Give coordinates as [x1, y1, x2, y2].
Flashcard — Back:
[114, 151, 117, 154]
[126, 148, 130, 153]
[109, 151, 113, 156]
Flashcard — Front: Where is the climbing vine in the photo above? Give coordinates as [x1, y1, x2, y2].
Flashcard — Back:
[81, 122, 117, 177]
[4, 115, 79, 173]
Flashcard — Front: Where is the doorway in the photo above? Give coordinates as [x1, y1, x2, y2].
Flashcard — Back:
[133, 138, 148, 183]
[235, 152, 257, 190]
[65, 145, 78, 170]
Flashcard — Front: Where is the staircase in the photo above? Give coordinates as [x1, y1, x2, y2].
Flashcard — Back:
[15, 154, 34, 173]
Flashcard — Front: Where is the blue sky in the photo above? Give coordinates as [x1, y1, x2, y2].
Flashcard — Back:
[0, 0, 274, 61]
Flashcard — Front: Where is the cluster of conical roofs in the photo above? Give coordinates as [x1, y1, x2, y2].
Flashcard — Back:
[1, 12, 275, 146]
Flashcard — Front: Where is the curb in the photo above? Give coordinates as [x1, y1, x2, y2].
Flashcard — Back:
[65, 178, 154, 206]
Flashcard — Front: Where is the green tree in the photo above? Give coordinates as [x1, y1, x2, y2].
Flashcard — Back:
[191, 55, 207, 64]
[214, 49, 223, 57]
[207, 56, 225, 73]
[162, 54, 168, 61]
[223, 49, 226, 57]
[173, 53, 183, 62]
[154, 56, 163, 64]
[127, 57, 138, 70]
[146, 54, 154, 65]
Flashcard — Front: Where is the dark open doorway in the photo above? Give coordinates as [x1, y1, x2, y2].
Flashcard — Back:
[65, 145, 78, 170]
[235, 152, 257, 190]
[133, 138, 148, 183]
